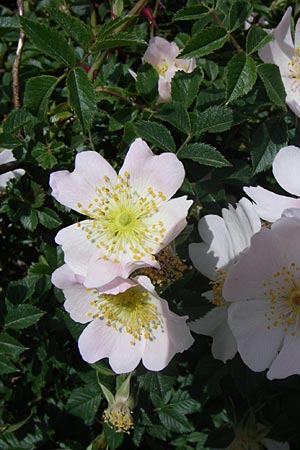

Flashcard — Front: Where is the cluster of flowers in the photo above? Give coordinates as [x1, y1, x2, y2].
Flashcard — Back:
[50, 138, 195, 374]
[190, 144, 300, 381]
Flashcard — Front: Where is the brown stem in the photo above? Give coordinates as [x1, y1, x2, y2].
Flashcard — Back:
[208, 7, 242, 53]
[12, 0, 25, 109]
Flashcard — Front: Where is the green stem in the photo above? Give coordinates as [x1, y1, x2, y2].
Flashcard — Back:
[88, 51, 107, 80]
[177, 133, 192, 154]
[207, 7, 242, 52]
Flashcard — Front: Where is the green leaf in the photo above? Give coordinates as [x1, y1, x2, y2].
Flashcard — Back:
[0, 333, 27, 358]
[229, 0, 251, 31]
[156, 101, 191, 134]
[20, 17, 76, 67]
[5, 304, 45, 330]
[0, 355, 18, 375]
[195, 105, 234, 134]
[3, 109, 36, 134]
[6, 279, 36, 305]
[181, 27, 228, 58]
[0, 16, 19, 30]
[173, 5, 207, 21]
[37, 208, 62, 229]
[171, 69, 203, 108]
[134, 121, 176, 152]
[20, 207, 39, 231]
[24, 75, 60, 119]
[178, 143, 231, 167]
[251, 118, 288, 174]
[139, 372, 176, 401]
[67, 67, 97, 131]
[156, 390, 200, 433]
[136, 64, 158, 105]
[93, 32, 146, 51]
[257, 63, 287, 107]
[48, 8, 92, 49]
[103, 423, 124, 450]
[226, 52, 257, 103]
[246, 25, 273, 55]
[97, 16, 135, 40]
[0, 133, 21, 148]
[66, 386, 101, 425]
[31, 142, 58, 169]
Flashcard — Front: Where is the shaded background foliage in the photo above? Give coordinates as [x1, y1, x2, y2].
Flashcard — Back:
[1, 0, 300, 448]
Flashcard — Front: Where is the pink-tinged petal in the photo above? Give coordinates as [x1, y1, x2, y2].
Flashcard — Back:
[120, 138, 185, 200]
[51, 264, 84, 288]
[223, 227, 280, 302]
[285, 89, 300, 118]
[267, 332, 300, 380]
[244, 185, 300, 221]
[175, 57, 196, 73]
[128, 68, 137, 81]
[78, 320, 121, 363]
[0, 149, 15, 164]
[295, 18, 300, 48]
[142, 298, 194, 371]
[189, 242, 217, 280]
[273, 146, 300, 196]
[49, 151, 117, 213]
[0, 170, 25, 189]
[143, 36, 179, 66]
[228, 301, 285, 372]
[259, 7, 294, 75]
[52, 265, 97, 323]
[189, 214, 235, 277]
[222, 198, 261, 255]
[157, 76, 172, 103]
[263, 439, 290, 450]
[190, 306, 237, 362]
[146, 197, 192, 253]
[55, 221, 100, 276]
[108, 332, 145, 373]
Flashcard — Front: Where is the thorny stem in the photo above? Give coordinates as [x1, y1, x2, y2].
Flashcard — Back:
[13, 0, 25, 109]
[207, 7, 242, 53]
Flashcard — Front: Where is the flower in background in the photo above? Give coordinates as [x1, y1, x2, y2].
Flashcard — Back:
[50, 138, 192, 291]
[52, 264, 194, 374]
[258, 6, 300, 117]
[189, 198, 261, 362]
[0, 149, 25, 190]
[224, 214, 300, 380]
[245, 145, 300, 222]
[143, 36, 196, 103]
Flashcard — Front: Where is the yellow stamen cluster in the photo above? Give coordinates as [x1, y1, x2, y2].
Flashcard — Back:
[77, 173, 167, 262]
[263, 261, 300, 335]
[138, 247, 189, 287]
[87, 286, 163, 344]
[154, 57, 170, 76]
[209, 268, 227, 307]
[289, 47, 300, 79]
[103, 403, 134, 434]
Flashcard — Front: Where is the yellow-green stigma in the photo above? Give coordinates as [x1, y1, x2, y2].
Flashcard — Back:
[289, 47, 300, 79]
[263, 261, 300, 335]
[209, 268, 227, 307]
[88, 286, 163, 344]
[154, 57, 170, 76]
[103, 403, 134, 434]
[77, 172, 167, 262]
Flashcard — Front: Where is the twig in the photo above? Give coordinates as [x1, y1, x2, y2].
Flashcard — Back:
[12, 0, 25, 109]
[208, 7, 242, 53]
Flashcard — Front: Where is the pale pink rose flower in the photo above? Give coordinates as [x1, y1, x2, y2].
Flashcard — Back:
[0, 149, 25, 190]
[52, 264, 194, 374]
[258, 7, 300, 117]
[49, 138, 192, 292]
[143, 36, 196, 103]
[245, 145, 300, 222]
[189, 198, 261, 362]
[224, 214, 300, 380]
